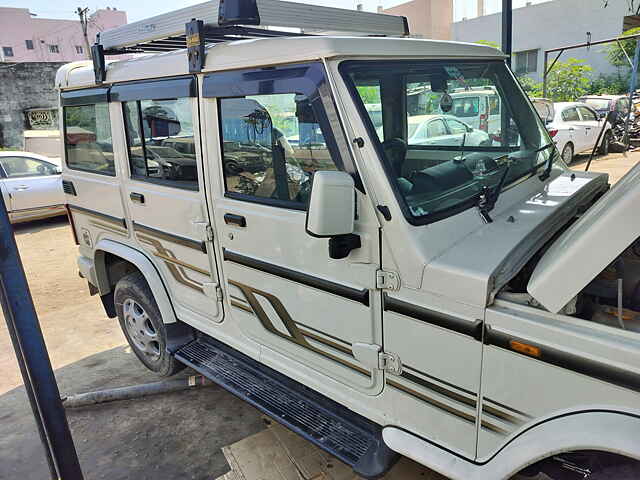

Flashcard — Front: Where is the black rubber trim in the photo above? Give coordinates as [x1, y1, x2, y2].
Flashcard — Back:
[61, 87, 109, 106]
[110, 76, 196, 102]
[132, 222, 206, 253]
[67, 204, 126, 229]
[223, 249, 369, 306]
[485, 326, 640, 394]
[383, 294, 483, 340]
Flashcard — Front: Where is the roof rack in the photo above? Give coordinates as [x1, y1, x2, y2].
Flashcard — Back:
[91, 0, 409, 83]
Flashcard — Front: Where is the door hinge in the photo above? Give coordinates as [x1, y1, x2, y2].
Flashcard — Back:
[352, 343, 402, 375]
[203, 282, 223, 301]
[376, 269, 400, 291]
[194, 222, 214, 242]
[378, 351, 402, 375]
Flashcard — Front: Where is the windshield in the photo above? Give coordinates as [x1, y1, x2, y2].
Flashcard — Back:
[341, 60, 555, 224]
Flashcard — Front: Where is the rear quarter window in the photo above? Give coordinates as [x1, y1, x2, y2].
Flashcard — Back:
[64, 103, 115, 176]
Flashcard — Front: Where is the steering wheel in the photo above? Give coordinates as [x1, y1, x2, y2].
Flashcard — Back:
[381, 138, 408, 177]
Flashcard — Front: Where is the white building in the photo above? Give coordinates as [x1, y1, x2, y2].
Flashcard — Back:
[452, 0, 637, 82]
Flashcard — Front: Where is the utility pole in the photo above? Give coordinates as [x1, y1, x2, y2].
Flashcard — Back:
[502, 0, 513, 66]
[76, 7, 92, 60]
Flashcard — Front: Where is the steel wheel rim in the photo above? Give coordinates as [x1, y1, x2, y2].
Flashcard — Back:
[123, 298, 161, 360]
[562, 144, 573, 163]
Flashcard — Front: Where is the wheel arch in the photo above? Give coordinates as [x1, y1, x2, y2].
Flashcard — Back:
[93, 239, 178, 324]
[383, 410, 640, 480]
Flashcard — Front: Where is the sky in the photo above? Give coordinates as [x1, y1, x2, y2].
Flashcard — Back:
[3, 0, 550, 23]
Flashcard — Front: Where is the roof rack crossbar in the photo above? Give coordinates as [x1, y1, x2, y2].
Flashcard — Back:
[91, 0, 409, 83]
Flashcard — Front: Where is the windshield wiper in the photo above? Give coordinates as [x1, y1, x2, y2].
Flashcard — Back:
[478, 142, 556, 223]
[537, 142, 558, 181]
[477, 153, 511, 224]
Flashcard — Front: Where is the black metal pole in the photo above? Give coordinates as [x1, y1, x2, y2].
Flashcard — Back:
[0, 195, 84, 479]
[502, 0, 513, 66]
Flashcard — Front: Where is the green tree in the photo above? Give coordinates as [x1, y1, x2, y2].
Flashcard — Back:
[544, 58, 593, 101]
[516, 75, 542, 97]
[356, 85, 381, 105]
[606, 26, 640, 68]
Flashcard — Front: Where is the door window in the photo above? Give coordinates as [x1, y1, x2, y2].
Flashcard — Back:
[446, 118, 469, 134]
[561, 108, 580, 122]
[123, 98, 198, 190]
[577, 106, 598, 122]
[64, 103, 115, 176]
[426, 119, 447, 137]
[219, 93, 339, 208]
[0, 157, 58, 178]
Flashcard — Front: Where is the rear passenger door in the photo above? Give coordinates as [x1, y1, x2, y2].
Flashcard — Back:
[114, 77, 223, 325]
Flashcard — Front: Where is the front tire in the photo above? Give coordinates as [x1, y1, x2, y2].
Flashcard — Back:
[561, 142, 574, 164]
[599, 131, 611, 155]
[114, 272, 185, 377]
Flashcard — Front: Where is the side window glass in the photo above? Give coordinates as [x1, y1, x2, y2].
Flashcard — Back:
[578, 107, 597, 122]
[562, 108, 579, 122]
[219, 93, 339, 208]
[426, 119, 447, 137]
[64, 103, 115, 176]
[123, 97, 198, 190]
[356, 82, 383, 140]
[0, 157, 58, 178]
[451, 96, 479, 118]
[446, 118, 468, 135]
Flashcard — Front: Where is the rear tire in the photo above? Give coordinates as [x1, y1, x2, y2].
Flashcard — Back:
[561, 143, 574, 164]
[114, 271, 185, 377]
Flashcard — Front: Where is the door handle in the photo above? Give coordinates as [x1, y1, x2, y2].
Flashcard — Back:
[224, 213, 246, 227]
[14, 185, 30, 191]
[130, 192, 145, 204]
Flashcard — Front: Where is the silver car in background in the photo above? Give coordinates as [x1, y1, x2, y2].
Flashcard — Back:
[0, 151, 66, 224]
[532, 99, 612, 163]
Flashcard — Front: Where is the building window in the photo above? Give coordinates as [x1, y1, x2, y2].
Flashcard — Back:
[75, 45, 83, 54]
[2, 47, 14, 57]
[514, 49, 538, 74]
[25, 40, 34, 50]
[48, 44, 59, 54]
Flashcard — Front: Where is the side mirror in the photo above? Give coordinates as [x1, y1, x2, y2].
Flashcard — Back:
[306, 171, 360, 259]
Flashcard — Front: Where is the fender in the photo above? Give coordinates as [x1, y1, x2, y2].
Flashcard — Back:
[93, 239, 178, 324]
[383, 410, 640, 480]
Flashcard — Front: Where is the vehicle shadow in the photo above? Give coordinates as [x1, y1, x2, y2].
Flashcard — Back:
[12, 216, 69, 236]
[0, 345, 264, 480]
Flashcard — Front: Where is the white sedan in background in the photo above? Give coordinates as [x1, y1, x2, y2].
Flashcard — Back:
[533, 100, 612, 163]
[0, 151, 66, 224]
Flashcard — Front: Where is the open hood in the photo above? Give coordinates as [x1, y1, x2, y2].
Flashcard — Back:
[528, 162, 640, 313]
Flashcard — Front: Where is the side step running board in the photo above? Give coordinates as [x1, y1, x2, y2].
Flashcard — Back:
[175, 335, 398, 479]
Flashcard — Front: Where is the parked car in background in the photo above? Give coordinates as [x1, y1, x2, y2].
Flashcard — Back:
[449, 87, 501, 134]
[408, 114, 492, 146]
[577, 94, 631, 120]
[532, 100, 611, 163]
[0, 151, 65, 223]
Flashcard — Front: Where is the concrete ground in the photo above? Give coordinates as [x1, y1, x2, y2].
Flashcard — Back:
[0, 149, 637, 480]
[0, 218, 264, 480]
